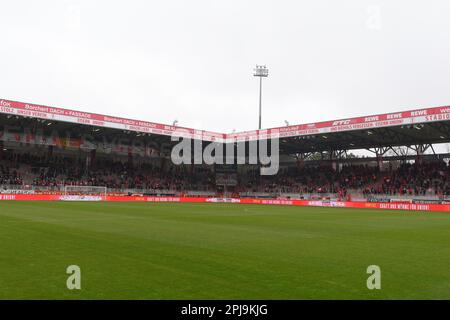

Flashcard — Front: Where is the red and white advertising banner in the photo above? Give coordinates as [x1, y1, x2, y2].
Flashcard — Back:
[228, 105, 450, 141]
[1, 99, 449, 142]
[0, 99, 225, 142]
[1, 194, 449, 212]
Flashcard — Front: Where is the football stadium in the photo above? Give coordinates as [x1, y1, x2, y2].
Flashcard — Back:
[0, 98, 449, 299]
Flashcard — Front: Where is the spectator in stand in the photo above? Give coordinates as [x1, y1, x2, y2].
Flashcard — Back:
[0, 150, 449, 197]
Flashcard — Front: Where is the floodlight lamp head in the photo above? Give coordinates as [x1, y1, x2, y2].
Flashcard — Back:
[253, 65, 269, 77]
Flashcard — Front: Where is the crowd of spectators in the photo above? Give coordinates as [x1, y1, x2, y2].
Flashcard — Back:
[240, 162, 450, 197]
[0, 153, 215, 192]
[0, 164, 23, 185]
[362, 161, 450, 197]
[1, 151, 449, 197]
[237, 165, 380, 196]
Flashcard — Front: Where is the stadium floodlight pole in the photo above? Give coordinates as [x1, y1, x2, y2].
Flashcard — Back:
[253, 65, 269, 130]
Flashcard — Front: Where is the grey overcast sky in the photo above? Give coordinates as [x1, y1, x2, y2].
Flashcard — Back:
[1, 0, 450, 133]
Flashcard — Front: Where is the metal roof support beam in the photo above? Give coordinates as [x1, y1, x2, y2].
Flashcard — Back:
[330, 149, 348, 160]
[366, 147, 390, 157]
[430, 144, 436, 155]
[409, 144, 432, 164]
[295, 152, 313, 160]
[410, 144, 431, 155]
[366, 146, 391, 170]
[386, 146, 400, 157]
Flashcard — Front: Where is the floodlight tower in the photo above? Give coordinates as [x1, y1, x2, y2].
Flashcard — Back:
[253, 65, 269, 130]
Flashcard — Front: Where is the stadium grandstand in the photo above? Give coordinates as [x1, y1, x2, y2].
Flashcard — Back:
[0, 98, 449, 207]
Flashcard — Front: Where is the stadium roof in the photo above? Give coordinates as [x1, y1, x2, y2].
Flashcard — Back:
[1, 98, 449, 155]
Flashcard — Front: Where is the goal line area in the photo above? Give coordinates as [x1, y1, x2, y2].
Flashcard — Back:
[63, 186, 107, 196]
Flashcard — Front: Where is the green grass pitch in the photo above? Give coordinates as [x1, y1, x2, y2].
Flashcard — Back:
[0, 201, 449, 299]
